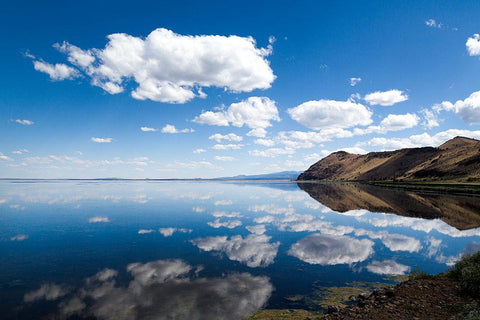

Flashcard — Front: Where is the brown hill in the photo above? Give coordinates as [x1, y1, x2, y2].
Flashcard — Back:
[297, 136, 480, 182]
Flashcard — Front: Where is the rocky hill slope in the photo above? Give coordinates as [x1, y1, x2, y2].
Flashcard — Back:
[297, 136, 480, 182]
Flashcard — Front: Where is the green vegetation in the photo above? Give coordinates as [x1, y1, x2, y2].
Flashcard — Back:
[408, 267, 441, 280]
[448, 251, 480, 296]
[247, 309, 323, 320]
[456, 303, 480, 320]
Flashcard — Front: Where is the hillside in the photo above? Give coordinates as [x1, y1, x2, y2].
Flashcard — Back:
[297, 137, 480, 183]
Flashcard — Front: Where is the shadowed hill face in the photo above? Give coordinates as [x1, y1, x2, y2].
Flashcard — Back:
[297, 136, 480, 183]
[298, 182, 480, 230]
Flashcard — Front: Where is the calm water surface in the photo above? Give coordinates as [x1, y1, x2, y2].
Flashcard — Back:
[1, 180, 480, 319]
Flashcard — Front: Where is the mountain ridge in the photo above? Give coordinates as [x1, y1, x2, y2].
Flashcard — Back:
[297, 136, 480, 183]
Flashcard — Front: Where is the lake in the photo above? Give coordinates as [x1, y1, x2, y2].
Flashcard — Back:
[1, 180, 480, 319]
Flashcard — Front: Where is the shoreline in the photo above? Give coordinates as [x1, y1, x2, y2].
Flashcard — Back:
[295, 180, 480, 195]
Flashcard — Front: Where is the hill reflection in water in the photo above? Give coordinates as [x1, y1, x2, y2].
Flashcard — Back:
[298, 182, 480, 230]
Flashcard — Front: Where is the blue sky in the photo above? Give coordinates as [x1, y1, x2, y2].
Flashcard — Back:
[2, 0, 480, 178]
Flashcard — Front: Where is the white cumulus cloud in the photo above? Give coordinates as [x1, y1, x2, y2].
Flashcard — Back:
[192, 234, 279, 267]
[466, 34, 480, 56]
[366, 260, 410, 275]
[364, 89, 408, 106]
[161, 124, 194, 134]
[209, 133, 243, 143]
[287, 99, 372, 130]
[45, 28, 275, 103]
[194, 97, 280, 129]
[288, 233, 374, 265]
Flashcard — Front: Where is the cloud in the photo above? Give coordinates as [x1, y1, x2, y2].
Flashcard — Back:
[192, 207, 205, 213]
[33, 60, 79, 81]
[10, 234, 28, 241]
[14, 119, 34, 125]
[288, 233, 374, 265]
[249, 204, 295, 215]
[158, 227, 192, 237]
[287, 99, 372, 130]
[140, 126, 158, 132]
[212, 210, 240, 217]
[138, 229, 155, 234]
[366, 260, 410, 275]
[207, 219, 242, 229]
[466, 34, 480, 56]
[249, 147, 295, 158]
[91, 137, 113, 143]
[435, 90, 480, 124]
[209, 133, 243, 143]
[167, 160, 214, 169]
[253, 216, 275, 224]
[12, 148, 29, 154]
[28, 259, 272, 320]
[0, 152, 13, 161]
[193, 149, 206, 154]
[359, 213, 480, 238]
[88, 216, 110, 223]
[377, 113, 419, 131]
[212, 144, 243, 150]
[420, 109, 440, 129]
[254, 139, 275, 147]
[246, 225, 267, 235]
[46, 28, 275, 103]
[354, 229, 421, 252]
[191, 234, 279, 267]
[214, 156, 235, 161]
[24, 284, 70, 302]
[425, 18, 442, 29]
[213, 200, 234, 206]
[193, 97, 280, 129]
[358, 128, 480, 150]
[353, 113, 419, 135]
[161, 124, 194, 134]
[247, 128, 267, 138]
[364, 89, 408, 106]
[350, 77, 362, 86]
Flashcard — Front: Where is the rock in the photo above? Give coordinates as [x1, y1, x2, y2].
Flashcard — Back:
[327, 305, 341, 314]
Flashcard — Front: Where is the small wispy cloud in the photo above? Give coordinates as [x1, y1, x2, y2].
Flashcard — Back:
[425, 18, 442, 29]
[13, 119, 34, 126]
[33, 60, 80, 81]
[0, 152, 13, 161]
[214, 156, 235, 162]
[88, 216, 110, 223]
[12, 149, 29, 154]
[138, 229, 155, 234]
[193, 149, 206, 154]
[349, 77, 362, 87]
[140, 126, 158, 132]
[161, 124, 194, 134]
[91, 137, 113, 143]
[10, 234, 29, 241]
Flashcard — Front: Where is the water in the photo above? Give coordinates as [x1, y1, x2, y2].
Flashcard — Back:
[1, 180, 480, 319]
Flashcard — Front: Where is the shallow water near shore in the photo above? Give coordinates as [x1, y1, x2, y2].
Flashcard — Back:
[1, 180, 480, 319]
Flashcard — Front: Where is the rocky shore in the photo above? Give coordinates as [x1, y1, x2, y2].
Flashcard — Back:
[250, 275, 479, 320]
[323, 275, 477, 320]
